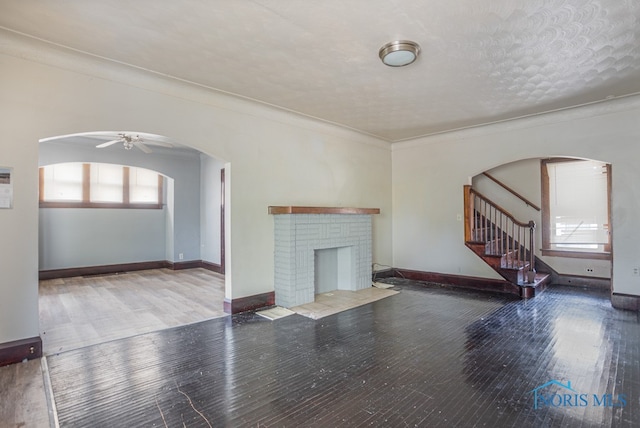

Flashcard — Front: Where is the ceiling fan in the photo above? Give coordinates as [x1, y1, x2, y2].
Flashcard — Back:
[95, 133, 173, 154]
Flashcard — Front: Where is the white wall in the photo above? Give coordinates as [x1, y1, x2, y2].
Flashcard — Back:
[0, 99, 39, 344]
[473, 158, 612, 279]
[393, 95, 640, 297]
[0, 31, 392, 345]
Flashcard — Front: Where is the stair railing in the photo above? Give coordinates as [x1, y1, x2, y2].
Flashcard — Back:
[464, 185, 536, 274]
[482, 172, 541, 211]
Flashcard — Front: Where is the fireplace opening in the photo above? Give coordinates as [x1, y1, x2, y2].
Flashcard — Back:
[314, 246, 355, 294]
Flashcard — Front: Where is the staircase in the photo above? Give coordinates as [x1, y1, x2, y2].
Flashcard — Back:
[463, 185, 550, 298]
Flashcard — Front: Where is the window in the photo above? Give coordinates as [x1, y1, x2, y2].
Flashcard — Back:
[541, 158, 611, 259]
[42, 162, 83, 202]
[40, 162, 163, 209]
[91, 163, 123, 203]
[129, 167, 160, 204]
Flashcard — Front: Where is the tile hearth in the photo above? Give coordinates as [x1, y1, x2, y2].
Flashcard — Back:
[290, 287, 398, 320]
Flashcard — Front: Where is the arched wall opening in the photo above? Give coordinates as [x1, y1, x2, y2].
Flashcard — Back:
[38, 132, 226, 273]
[471, 156, 612, 287]
[36, 131, 229, 353]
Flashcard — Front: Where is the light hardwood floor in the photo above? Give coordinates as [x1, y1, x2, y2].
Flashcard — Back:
[0, 359, 51, 428]
[39, 268, 227, 355]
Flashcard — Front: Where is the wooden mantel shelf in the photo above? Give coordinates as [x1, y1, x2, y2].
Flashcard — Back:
[268, 206, 380, 215]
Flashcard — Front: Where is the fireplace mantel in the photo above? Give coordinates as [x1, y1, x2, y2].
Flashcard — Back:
[268, 206, 380, 215]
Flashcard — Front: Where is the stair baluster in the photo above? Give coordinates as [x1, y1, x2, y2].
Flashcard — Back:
[463, 185, 537, 286]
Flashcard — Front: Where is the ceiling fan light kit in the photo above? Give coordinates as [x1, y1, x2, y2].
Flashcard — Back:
[379, 40, 421, 67]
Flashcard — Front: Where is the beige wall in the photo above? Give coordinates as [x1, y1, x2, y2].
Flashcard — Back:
[0, 33, 392, 344]
[392, 95, 640, 296]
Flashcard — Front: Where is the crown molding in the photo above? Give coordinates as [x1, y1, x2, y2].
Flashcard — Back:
[393, 92, 640, 151]
[0, 27, 390, 150]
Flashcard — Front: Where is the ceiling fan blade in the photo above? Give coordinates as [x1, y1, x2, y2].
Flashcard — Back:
[145, 140, 173, 148]
[96, 139, 121, 148]
[133, 140, 153, 154]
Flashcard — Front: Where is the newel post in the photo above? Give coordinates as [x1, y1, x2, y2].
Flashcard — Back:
[527, 220, 536, 283]
[528, 221, 536, 267]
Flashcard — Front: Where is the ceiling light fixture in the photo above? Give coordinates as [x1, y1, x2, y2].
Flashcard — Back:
[379, 40, 421, 67]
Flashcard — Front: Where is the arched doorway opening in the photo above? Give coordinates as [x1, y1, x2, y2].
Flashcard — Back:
[470, 156, 612, 295]
[37, 131, 228, 354]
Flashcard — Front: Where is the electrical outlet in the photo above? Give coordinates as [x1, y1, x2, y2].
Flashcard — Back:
[586, 268, 593, 273]
[456, 213, 462, 221]
[633, 267, 640, 277]
[179, 253, 184, 260]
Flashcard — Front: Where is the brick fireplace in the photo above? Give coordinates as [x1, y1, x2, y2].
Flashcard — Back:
[269, 206, 380, 307]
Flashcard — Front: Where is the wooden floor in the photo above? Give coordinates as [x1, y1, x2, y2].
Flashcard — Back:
[0, 359, 51, 428]
[39, 268, 227, 355]
[3, 278, 639, 426]
[37, 280, 638, 427]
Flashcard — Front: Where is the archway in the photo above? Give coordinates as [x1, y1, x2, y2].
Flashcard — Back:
[37, 131, 228, 353]
[472, 157, 612, 293]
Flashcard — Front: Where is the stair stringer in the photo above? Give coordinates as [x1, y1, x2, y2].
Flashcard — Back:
[465, 242, 551, 298]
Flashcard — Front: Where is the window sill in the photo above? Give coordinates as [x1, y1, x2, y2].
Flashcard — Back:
[541, 249, 611, 260]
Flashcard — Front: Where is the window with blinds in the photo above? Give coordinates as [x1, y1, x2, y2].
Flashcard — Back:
[129, 167, 160, 204]
[542, 159, 611, 257]
[90, 163, 123, 203]
[40, 162, 163, 208]
[41, 162, 84, 202]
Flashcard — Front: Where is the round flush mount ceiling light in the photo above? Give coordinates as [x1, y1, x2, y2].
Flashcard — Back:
[379, 40, 421, 67]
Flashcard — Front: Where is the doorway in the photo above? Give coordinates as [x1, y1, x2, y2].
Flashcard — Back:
[38, 131, 228, 354]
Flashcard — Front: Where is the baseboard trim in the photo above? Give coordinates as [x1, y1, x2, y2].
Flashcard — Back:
[167, 260, 202, 270]
[394, 268, 521, 297]
[39, 261, 168, 280]
[0, 336, 42, 367]
[224, 292, 275, 314]
[201, 260, 224, 274]
[555, 274, 611, 289]
[40, 260, 225, 279]
[611, 293, 640, 311]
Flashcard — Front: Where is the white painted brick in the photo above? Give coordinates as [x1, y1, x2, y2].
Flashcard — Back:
[273, 213, 376, 307]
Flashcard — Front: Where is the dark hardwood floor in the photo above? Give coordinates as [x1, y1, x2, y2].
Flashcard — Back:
[45, 281, 639, 427]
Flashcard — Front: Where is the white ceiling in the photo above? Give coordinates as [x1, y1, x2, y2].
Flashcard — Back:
[1, 0, 639, 142]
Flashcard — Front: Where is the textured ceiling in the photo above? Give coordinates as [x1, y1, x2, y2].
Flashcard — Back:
[1, 0, 639, 142]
